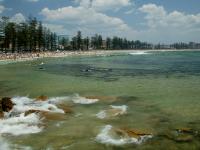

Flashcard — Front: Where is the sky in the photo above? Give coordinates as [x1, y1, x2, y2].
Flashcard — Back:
[0, 0, 200, 43]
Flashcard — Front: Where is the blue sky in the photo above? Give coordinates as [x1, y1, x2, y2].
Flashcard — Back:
[0, 0, 200, 43]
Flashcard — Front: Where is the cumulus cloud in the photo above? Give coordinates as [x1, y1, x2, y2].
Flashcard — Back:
[0, 5, 5, 13]
[10, 13, 26, 23]
[43, 23, 67, 34]
[74, 0, 131, 11]
[40, 6, 131, 36]
[139, 3, 200, 30]
[137, 3, 200, 42]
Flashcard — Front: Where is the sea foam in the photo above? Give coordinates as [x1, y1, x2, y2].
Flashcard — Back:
[0, 136, 10, 150]
[96, 105, 128, 119]
[0, 96, 69, 136]
[71, 94, 99, 104]
[96, 125, 152, 146]
[129, 51, 150, 55]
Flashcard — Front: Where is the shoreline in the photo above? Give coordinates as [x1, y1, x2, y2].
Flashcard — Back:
[0, 49, 200, 63]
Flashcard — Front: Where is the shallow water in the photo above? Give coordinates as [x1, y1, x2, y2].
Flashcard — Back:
[0, 50, 200, 150]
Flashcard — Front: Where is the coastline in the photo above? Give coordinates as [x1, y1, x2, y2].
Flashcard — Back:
[0, 49, 200, 63]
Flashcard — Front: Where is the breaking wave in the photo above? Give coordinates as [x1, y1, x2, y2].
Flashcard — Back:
[96, 125, 152, 146]
[96, 105, 128, 119]
[129, 51, 150, 55]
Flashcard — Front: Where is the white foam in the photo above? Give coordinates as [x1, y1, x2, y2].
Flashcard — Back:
[110, 105, 128, 114]
[0, 96, 69, 136]
[72, 94, 99, 104]
[96, 105, 128, 119]
[96, 125, 152, 146]
[129, 51, 150, 55]
[96, 110, 107, 119]
[0, 136, 10, 150]
[12, 96, 65, 114]
[0, 113, 43, 136]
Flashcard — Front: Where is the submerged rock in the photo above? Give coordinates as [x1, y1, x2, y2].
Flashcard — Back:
[161, 128, 197, 143]
[175, 128, 193, 134]
[116, 128, 152, 139]
[57, 104, 73, 114]
[24, 109, 66, 121]
[0, 112, 3, 118]
[96, 125, 153, 146]
[0, 97, 14, 112]
[175, 135, 193, 142]
[96, 105, 127, 119]
[24, 109, 41, 116]
[36, 95, 48, 101]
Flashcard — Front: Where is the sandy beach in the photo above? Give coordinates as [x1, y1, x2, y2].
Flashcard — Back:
[0, 49, 199, 63]
[0, 50, 115, 62]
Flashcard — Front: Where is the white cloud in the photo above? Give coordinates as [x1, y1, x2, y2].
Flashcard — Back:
[137, 3, 200, 42]
[139, 3, 200, 30]
[10, 13, 26, 23]
[43, 23, 67, 34]
[75, 0, 131, 11]
[0, 5, 5, 13]
[40, 6, 130, 36]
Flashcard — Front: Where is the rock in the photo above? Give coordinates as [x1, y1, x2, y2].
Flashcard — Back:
[175, 128, 193, 134]
[25, 109, 65, 121]
[175, 135, 193, 142]
[24, 109, 41, 116]
[0, 97, 14, 112]
[106, 108, 126, 117]
[115, 128, 152, 139]
[0, 112, 4, 118]
[41, 112, 66, 121]
[36, 95, 48, 101]
[161, 129, 194, 143]
[57, 104, 73, 114]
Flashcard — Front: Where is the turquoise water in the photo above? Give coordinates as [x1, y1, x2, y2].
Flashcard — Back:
[0, 50, 200, 149]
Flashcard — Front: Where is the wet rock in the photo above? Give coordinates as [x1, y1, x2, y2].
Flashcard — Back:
[175, 135, 193, 142]
[57, 104, 73, 114]
[0, 97, 14, 112]
[114, 96, 138, 105]
[0, 111, 4, 118]
[115, 128, 152, 139]
[41, 112, 66, 121]
[36, 95, 48, 101]
[160, 128, 195, 143]
[25, 109, 66, 121]
[175, 128, 193, 134]
[24, 109, 41, 116]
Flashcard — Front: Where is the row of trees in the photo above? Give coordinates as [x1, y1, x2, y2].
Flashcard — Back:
[1, 16, 199, 53]
[0, 16, 57, 53]
[59, 31, 153, 51]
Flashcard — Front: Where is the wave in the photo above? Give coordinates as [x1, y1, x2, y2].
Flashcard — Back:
[0, 136, 10, 150]
[129, 51, 150, 55]
[0, 96, 69, 136]
[71, 94, 99, 104]
[0, 94, 100, 136]
[96, 105, 127, 119]
[96, 125, 152, 146]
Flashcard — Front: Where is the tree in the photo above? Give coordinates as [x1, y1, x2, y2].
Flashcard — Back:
[106, 37, 111, 49]
[28, 17, 38, 51]
[38, 21, 44, 51]
[5, 22, 17, 53]
[71, 36, 77, 50]
[77, 31, 82, 50]
[83, 37, 89, 50]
